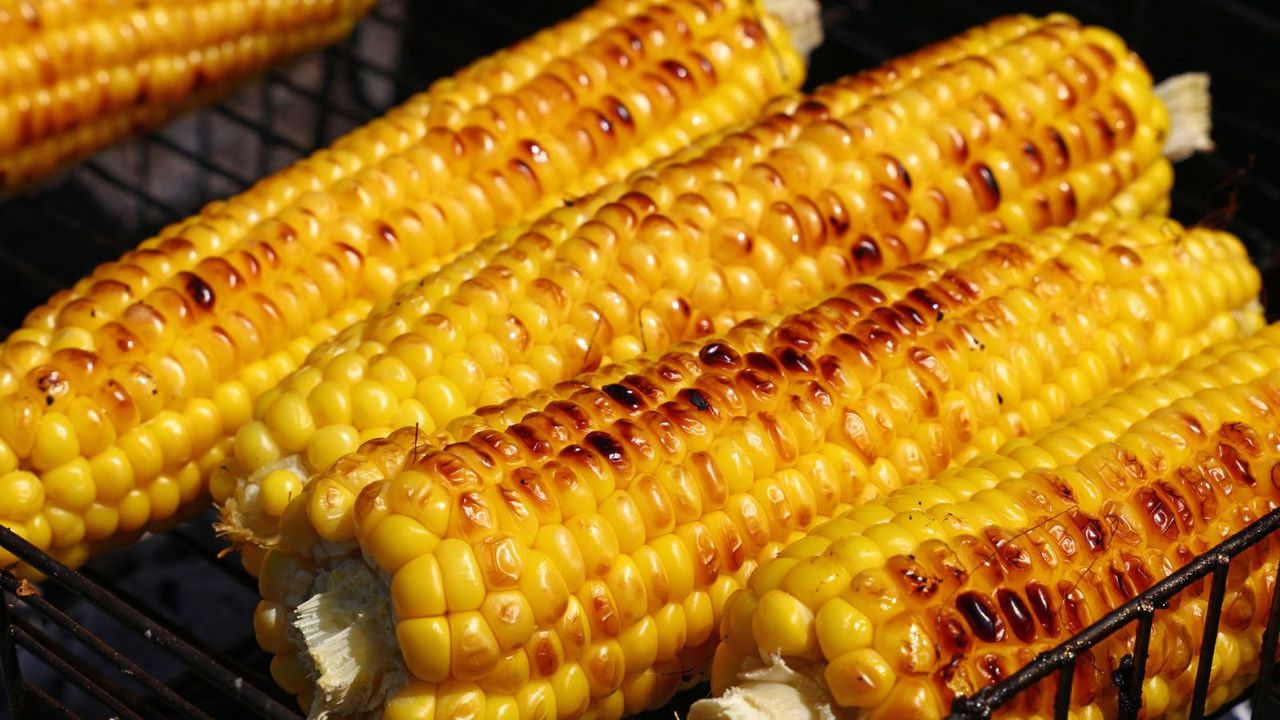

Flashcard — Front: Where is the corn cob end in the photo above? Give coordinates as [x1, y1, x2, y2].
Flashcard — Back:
[689, 654, 837, 720]
[762, 0, 823, 61]
[289, 558, 403, 719]
[1156, 72, 1213, 161]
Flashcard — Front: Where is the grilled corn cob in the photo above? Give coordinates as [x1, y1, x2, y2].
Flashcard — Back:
[220, 12, 1193, 577]
[0, 0, 377, 190]
[0, 0, 816, 571]
[257, 216, 1261, 719]
[700, 328, 1280, 719]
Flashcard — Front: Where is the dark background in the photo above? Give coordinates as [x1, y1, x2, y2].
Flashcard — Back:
[0, 1, 1277, 718]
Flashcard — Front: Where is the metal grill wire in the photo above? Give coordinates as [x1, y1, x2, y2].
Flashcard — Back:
[0, 0, 1277, 718]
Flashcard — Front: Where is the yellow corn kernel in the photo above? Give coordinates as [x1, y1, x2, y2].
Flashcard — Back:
[259, 469, 303, 519]
[398, 617, 452, 683]
[392, 552, 447, 619]
[752, 589, 818, 659]
[0, 470, 44, 520]
[481, 591, 536, 652]
[384, 679, 438, 720]
[42, 458, 94, 511]
[825, 648, 897, 708]
[366, 514, 438, 573]
[437, 538, 487, 612]
[264, 393, 315, 454]
[31, 412, 79, 472]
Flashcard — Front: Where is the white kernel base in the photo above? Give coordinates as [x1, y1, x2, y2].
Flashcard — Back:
[289, 558, 403, 720]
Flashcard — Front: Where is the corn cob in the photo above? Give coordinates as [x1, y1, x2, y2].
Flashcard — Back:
[0, 0, 377, 191]
[254, 216, 1261, 719]
[700, 328, 1280, 720]
[219, 12, 1191, 577]
[0, 0, 815, 572]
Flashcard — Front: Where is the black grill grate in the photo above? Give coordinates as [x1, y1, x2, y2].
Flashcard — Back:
[0, 1, 1278, 718]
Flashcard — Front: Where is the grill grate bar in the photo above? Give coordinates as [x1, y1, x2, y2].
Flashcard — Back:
[0, 573, 212, 719]
[1117, 611, 1155, 720]
[0, 589, 27, 720]
[26, 681, 81, 720]
[144, 131, 257, 190]
[1252, 564, 1280, 711]
[0, 526, 298, 720]
[13, 623, 147, 720]
[77, 564, 288, 709]
[1052, 661, 1074, 720]
[1189, 564, 1230, 720]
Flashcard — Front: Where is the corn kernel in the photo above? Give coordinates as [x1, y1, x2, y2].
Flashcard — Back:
[398, 617, 452, 683]
[0, 470, 45, 520]
[31, 412, 80, 472]
[437, 537, 487, 612]
[260, 469, 304, 518]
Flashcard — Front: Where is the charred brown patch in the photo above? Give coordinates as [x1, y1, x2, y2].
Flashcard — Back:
[1025, 582, 1060, 636]
[701, 338, 742, 366]
[936, 611, 972, 654]
[956, 591, 1006, 643]
[1217, 442, 1257, 486]
[602, 383, 646, 411]
[851, 234, 883, 272]
[1136, 487, 1179, 539]
[777, 347, 814, 374]
[969, 163, 1001, 211]
[181, 272, 215, 310]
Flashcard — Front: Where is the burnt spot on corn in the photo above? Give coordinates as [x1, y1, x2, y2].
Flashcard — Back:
[1136, 487, 1179, 539]
[1058, 583, 1089, 634]
[680, 388, 713, 412]
[1021, 141, 1045, 179]
[1103, 562, 1135, 606]
[777, 347, 814, 374]
[1220, 422, 1263, 456]
[603, 383, 646, 412]
[1217, 442, 1257, 486]
[956, 591, 1006, 643]
[936, 612, 972, 654]
[852, 234, 884, 273]
[969, 162, 1001, 212]
[182, 272, 215, 310]
[978, 654, 1007, 685]
[459, 491, 495, 534]
[1025, 582, 1060, 636]
[880, 153, 912, 190]
[1073, 512, 1107, 553]
[889, 555, 941, 599]
[584, 431, 628, 470]
[509, 423, 553, 460]
[699, 342, 741, 369]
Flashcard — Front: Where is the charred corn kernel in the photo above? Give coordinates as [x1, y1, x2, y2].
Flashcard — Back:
[4, 0, 811, 573]
[0, 0, 376, 192]
[712, 329, 1280, 718]
[265, 10, 1216, 714]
